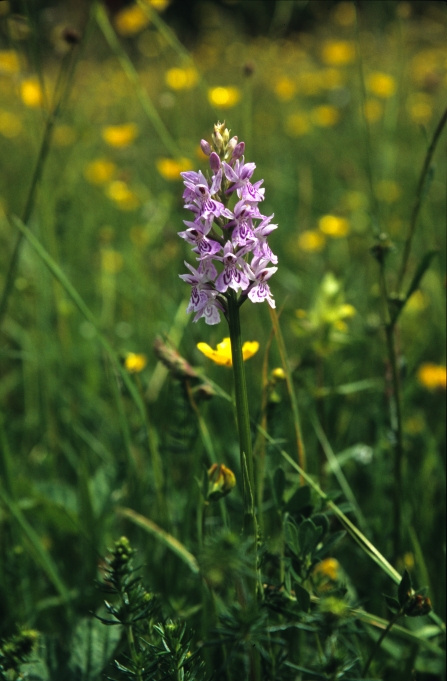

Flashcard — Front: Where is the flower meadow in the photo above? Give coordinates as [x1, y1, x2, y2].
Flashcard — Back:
[0, 1, 446, 680]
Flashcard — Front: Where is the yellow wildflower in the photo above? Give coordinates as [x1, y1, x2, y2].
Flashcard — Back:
[53, 125, 76, 146]
[197, 338, 259, 367]
[332, 2, 356, 26]
[407, 92, 432, 125]
[20, 79, 43, 108]
[147, 0, 171, 10]
[363, 99, 383, 123]
[417, 363, 446, 391]
[321, 40, 355, 66]
[403, 552, 415, 571]
[0, 110, 22, 138]
[285, 112, 310, 137]
[405, 290, 428, 313]
[84, 159, 117, 185]
[274, 76, 297, 102]
[367, 72, 396, 98]
[271, 367, 286, 380]
[165, 67, 198, 90]
[314, 558, 340, 581]
[156, 157, 193, 181]
[298, 230, 326, 252]
[115, 4, 150, 36]
[0, 49, 20, 74]
[102, 123, 138, 148]
[101, 249, 123, 274]
[208, 86, 241, 109]
[375, 180, 401, 203]
[125, 352, 147, 373]
[106, 181, 140, 210]
[312, 105, 340, 127]
[319, 215, 350, 238]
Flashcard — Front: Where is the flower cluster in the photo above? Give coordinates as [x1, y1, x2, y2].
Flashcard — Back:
[178, 122, 278, 325]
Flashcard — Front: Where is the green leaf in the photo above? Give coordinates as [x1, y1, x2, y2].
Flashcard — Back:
[298, 518, 323, 558]
[68, 614, 123, 681]
[398, 569, 413, 607]
[384, 594, 401, 614]
[284, 515, 300, 556]
[294, 582, 311, 613]
[284, 485, 311, 516]
[312, 513, 329, 539]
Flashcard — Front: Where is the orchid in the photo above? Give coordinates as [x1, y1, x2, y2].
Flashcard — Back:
[178, 122, 277, 324]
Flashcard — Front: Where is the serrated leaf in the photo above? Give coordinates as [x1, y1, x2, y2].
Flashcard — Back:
[298, 518, 323, 558]
[272, 467, 286, 507]
[384, 594, 401, 614]
[398, 569, 413, 607]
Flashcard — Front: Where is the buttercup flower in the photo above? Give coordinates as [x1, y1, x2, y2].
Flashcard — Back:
[178, 122, 278, 325]
[125, 353, 147, 373]
[197, 337, 259, 367]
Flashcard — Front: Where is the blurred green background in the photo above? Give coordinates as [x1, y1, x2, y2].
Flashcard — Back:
[0, 0, 445, 655]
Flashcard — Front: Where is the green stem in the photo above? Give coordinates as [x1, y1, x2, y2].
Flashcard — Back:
[227, 289, 255, 512]
[125, 624, 143, 681]
[362, 610, 402, 678]
[397, 106, 447, 292]
[379, 264, 403, 560]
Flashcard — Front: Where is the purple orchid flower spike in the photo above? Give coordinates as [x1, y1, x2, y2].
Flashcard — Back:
[215, 241, 252, 293]
[178, 123, 278, 324]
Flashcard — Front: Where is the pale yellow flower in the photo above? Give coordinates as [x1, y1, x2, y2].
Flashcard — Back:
[405, 290, 429, 313]
[53, 125, 76, 146]
[0, 110, 22, 138]
[102, 123, 138, 148]
[20, 79, 43, 108]
[319, 215, 350, 238]
[115, 5, 150, 36]
[285, 112, 310, 137]
[84, 159, 117, 185]
[417, 363, 446, 391]
[106, 181, 140, 210]
[321, 40, 355, 66]
[208, 86, 241, 109]
[367, 72, 396, 98]
[125, 352, 147, 373]
[274, 76, 297, 102]
[0, 49, 20, 74]
[156, 157, 193, 181]
[298, 230, 326, 252]
[363, 99, 383, 123]
[271, 367, 286, 380]
[375, 180, 401, 203]
[165, 67, 198, 90]
[101, 249, 124, 274]
[312, 105, 340, 127]
[197, 338, 259, 367]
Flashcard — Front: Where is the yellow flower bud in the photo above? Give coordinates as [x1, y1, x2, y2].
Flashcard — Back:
[207, 464, 236, 501]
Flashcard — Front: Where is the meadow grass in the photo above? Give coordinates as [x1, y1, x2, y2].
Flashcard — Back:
[0, 1, 446, 679]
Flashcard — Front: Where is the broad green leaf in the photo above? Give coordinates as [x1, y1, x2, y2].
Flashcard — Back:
[298, 518, 323, 557]
[68, 614, 122, 681]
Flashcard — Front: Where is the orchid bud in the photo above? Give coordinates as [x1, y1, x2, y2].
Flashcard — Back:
[212, 129, 223, 151]
[209, 151, 221, 173]
[232, 141, 245, 161]
[200, 139, 211, 156]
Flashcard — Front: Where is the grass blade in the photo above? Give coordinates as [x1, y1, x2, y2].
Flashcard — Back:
[0, 486, 72, 608]
[117, 506, 200, 575]
[95, 2, 182, 159]
[269, 306, 306, 473]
